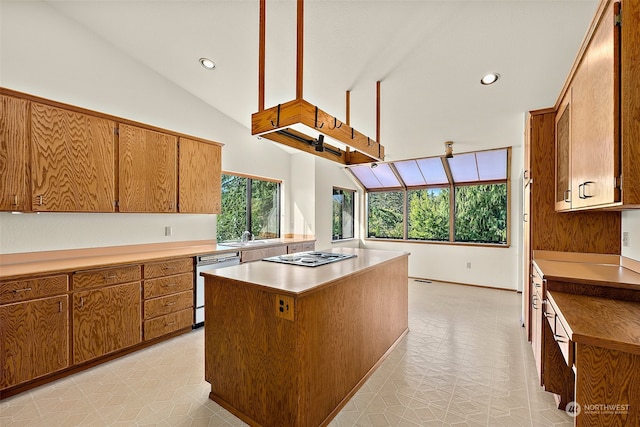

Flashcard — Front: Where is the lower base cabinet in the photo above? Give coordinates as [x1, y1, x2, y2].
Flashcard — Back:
[142, 258, 194, 340]
[73, 281, 141, 365]
[0, 295, 69, 389]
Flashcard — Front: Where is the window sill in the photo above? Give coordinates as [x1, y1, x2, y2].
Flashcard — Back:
[364, 238, 510, 249]
[331, 238, 359, 244]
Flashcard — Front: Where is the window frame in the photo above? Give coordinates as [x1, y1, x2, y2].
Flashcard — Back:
[332, 187, 356, 242]
[217, 171, 281, 242]
[353, 147, 511, 248]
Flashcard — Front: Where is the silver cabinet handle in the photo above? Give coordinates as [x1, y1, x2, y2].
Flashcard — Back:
[13, 287, 32, 293]
[564, 190, 571, 203]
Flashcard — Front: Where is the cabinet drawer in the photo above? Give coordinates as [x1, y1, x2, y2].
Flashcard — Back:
[144, 308, 193, 341]
[73, 265, 141, 290]
[144, 290, 193, 319]
[544, 297, 556, 333]
[241, 245, 287, 263]
[144, 273, 193, 299]
[0, 275, 68, 304]
[144, 258, 193, 279]
[554, 317, 573, 367]
[302, 242, 315, 251]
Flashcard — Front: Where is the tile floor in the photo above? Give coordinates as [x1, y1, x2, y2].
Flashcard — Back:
[0, 280, 573, 426]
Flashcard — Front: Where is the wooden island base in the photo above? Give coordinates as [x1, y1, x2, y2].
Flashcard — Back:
[203, 248, 409, 427]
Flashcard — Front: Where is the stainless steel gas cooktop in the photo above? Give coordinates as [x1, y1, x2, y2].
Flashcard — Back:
[262, 251, 357, 267]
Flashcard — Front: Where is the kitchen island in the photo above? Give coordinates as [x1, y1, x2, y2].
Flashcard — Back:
[202, 247, 409, 427]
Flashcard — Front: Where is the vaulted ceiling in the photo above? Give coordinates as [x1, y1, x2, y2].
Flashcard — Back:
[45, 0, 598, 161]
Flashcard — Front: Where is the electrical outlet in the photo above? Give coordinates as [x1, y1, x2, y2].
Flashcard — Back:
[276, 294, 294, 321]
[623, 231, 630, 247]
[165, 226, 173, 236]
[466, 262, 471, 269]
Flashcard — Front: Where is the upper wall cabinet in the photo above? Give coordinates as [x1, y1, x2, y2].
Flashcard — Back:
[0, 88, 223, 213]
[555, 0, 640, 211]
[31, 103, 116, 212]
[0, 95, 30, 211]
[178, 138, 221, 214]
[119, 124, 177, 213]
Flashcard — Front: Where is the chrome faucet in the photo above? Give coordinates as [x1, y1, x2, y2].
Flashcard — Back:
[241, 230, 252, 243]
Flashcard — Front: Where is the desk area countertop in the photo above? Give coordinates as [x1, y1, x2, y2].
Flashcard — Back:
[532, 249, 640, 291]
[200, 247, 408, 295]
[547, 291, 640, 356]
[0, 237, 315, 280]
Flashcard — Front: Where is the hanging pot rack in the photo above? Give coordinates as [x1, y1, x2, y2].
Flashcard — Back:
[251, 0, 385, 165]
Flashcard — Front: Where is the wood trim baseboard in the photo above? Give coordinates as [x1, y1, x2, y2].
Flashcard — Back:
[410, 276, 516, 292]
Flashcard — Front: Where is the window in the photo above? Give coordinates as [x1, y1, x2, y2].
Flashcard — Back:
[217, 173, 280, 242]
[367, 191, 404, 239]
[348, 147, 510, 246]
[332, 188, 355, 240]
[455, 183, 507, 244]
[407, 187, 450, 241]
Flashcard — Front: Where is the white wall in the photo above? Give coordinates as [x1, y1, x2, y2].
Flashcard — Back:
[314, 157, 361, 251]
[289, 153, 316, 237]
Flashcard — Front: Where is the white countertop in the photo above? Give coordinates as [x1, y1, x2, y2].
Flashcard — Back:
[201, 247, 410, 296]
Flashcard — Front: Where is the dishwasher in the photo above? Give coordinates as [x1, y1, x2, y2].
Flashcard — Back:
[194, 252, 240, 328]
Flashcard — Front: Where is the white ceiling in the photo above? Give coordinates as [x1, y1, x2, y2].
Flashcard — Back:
[45, 0, 599, 161]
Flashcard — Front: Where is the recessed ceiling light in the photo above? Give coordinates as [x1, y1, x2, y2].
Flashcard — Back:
[480, 73, 500, 85]
[199, 58, 216, 70]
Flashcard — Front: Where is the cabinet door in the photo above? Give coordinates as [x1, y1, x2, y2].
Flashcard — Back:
[31, 103, 116, 212]
[73, 281, 141, 364]
[1, 295, 69, 389]
[119, 124, 177, 212]
[570, 2, 620, 209]
[555, 94, 571, 211]
[0, 95, 30, 211]
[178, 138, 221, 213]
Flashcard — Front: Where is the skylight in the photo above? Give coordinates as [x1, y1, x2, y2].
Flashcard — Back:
[347, 148, 509, 190]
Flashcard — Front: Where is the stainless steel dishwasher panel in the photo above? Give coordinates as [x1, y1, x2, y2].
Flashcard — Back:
[194, 253, 240, 328]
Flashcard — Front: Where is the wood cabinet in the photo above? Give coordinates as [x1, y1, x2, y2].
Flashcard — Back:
[118, 124, 177, 212]
[72, 266, 142, 364]
[538, 278, 640, 425]
[142, 257, 194, 341]
[31, 102, 116, 212]
[554, 94, 571, 211]
[204, 249, 408, 426]
[1, 88, 224, 214]
[240, 244, 288, 263]
[554, 0, 640, 210]
[0, 94, 30, 211]
[178, 137, 221, 213]
[523, 109, 620, 347]
[0, 275, 69, 389]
